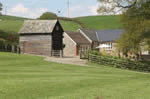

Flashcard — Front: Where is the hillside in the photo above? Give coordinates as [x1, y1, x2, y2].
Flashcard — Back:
[76, 15, 122, 30]
[0, 15, 123, 33]
[0, 15, 30, 21]
[0, 15, 81, 33]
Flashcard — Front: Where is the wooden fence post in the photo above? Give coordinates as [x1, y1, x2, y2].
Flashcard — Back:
[60, 50, 63, 58]
[17, 45, 20, 54]
[11, 44, 15, 53]
[5, 44, 7, 52]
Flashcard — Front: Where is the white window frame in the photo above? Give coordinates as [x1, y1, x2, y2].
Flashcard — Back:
[105, 42, 112, 50]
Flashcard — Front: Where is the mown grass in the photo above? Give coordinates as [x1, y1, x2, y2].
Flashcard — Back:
[0, 52, 150, 99]
[76, 15, 122, 30]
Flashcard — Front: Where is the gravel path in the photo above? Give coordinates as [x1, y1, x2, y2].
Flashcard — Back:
[44, 56, 88, 66]
[23, 53, 88, 66]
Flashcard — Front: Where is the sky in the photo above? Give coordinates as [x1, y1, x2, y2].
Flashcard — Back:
[0, 0, 102, 19]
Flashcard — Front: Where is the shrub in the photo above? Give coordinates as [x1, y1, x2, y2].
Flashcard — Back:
[101, 51, 107, 56]
[38, 12, 57, 20]
[88, 50, 102, 56]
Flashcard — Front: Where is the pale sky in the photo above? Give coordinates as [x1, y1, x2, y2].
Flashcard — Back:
[0, 0, 102, 19]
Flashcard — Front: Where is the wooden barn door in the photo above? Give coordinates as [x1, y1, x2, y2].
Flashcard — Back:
[52, 32, 62, 50]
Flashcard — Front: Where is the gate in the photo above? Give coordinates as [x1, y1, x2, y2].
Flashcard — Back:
[51, 50, 63, 58]
[80, 50, 89, 59]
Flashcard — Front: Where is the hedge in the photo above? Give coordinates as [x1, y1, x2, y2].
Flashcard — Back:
[88, 53, 150, 72]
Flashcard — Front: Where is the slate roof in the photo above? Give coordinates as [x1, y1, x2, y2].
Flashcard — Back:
[96, 29, 124, 42]
[80, 29, 98, 41]
[65, 31, 90, 44]
[18, 20, 58, 34]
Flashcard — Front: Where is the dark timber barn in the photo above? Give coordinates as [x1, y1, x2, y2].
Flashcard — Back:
[18, 20, 64, 56]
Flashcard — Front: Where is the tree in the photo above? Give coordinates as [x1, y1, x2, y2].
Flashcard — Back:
[0, 2, 2, 15]
[115, 0, 150, 59]
[0, 30, 19, 45]
[38, 12, 57, 20]
[97, 0, 147, 14]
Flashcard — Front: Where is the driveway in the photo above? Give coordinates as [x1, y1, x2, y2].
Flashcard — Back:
[44, 56, 88, 66]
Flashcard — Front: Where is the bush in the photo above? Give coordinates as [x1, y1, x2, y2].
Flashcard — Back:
[38, 12, 57, 20]
[88, 50, 102, 56]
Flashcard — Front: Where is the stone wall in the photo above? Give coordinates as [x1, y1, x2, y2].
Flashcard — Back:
[63, 33, 76, 57]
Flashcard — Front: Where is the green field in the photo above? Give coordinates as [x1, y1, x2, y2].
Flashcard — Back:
[0, 15, 30, 21]
[0, 52, 150, 99]
[76, 15, 122, 30]
[0, 15, 81, 33]
[0, 20, 80, 33]
[0, 15, 123, 33]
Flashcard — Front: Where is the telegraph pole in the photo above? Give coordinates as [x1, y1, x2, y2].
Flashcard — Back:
[67, 0, 69, 17]
[5, 6, 7, 15]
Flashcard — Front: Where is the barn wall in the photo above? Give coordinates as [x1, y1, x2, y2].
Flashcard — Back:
[52, 21, 64, 50]
[63, 33, 76, 57]
[19, 35, 52, 56]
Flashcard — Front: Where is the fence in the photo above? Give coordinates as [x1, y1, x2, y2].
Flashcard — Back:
[51, 50, 63, 58]
[88, 53, 150, 72]
[0, 44, 19, 53]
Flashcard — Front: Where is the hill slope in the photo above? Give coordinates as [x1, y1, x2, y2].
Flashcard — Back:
[0, 15, 122, 33]
[76, 15, 122, 30]
[0, 15, 30, 21]
[0, 15, 81, 33]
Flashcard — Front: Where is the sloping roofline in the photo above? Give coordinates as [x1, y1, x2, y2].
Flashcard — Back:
[64, 32, 77, 45]
[78, 29, 92, 43]
[18, 20, 58, 34]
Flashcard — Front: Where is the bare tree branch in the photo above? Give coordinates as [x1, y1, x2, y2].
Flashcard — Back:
[97, 0, 144, 14]
[0, 2, 3, 15]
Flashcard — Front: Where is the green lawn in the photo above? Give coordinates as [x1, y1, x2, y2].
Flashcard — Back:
[76, 15, 122, 30]
[0, 52, 150, 99]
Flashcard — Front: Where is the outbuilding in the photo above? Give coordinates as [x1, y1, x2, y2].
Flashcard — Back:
[18, 20, 64, 56]
[63, 31, 91, 57]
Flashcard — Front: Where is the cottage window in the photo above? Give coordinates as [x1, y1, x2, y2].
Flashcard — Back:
[105, 42, 112, 50]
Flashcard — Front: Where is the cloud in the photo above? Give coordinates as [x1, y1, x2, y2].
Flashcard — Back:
[96, 2, 123, 15]
[11, 4, 28, 13]
[89, 3, 101, 15]
[6, 4, 48, 19]
[64, 3, 101, 18]
[64, 2, 123, 17]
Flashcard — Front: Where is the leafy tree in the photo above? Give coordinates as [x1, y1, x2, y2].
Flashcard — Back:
[0, 30, 19, 45]
[116, 0, 150, 59]
[38, 12, 57, 20]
